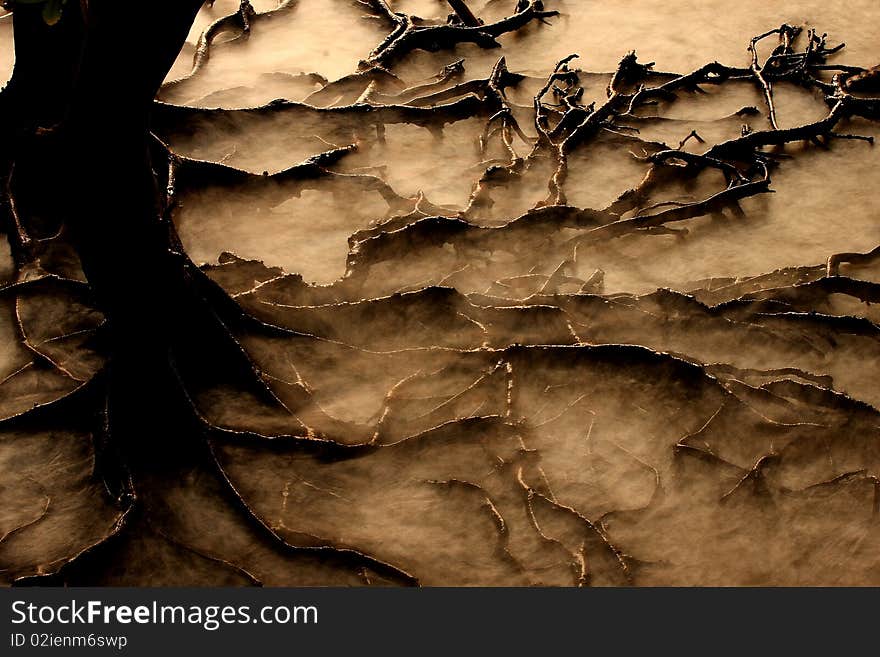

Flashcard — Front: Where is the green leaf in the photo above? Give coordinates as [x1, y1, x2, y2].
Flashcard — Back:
[10, 0, 68, 25]
[41, 0, 65, 26]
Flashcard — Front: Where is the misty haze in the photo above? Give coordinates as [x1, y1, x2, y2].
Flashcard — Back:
[1, 0, 879, 586]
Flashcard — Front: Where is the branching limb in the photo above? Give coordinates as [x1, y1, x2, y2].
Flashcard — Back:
[364, 0, 558, 69]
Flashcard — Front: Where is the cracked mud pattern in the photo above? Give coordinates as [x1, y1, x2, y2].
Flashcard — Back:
[2, 1, 880, 585]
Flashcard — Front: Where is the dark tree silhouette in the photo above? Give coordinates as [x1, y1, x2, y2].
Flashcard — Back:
[1, 0, 879, 586]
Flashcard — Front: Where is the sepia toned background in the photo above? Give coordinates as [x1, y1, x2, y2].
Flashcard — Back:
[1, 0, 878, 586]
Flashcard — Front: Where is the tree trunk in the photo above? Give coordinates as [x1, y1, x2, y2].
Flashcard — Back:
[3, 0, 207, 478]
